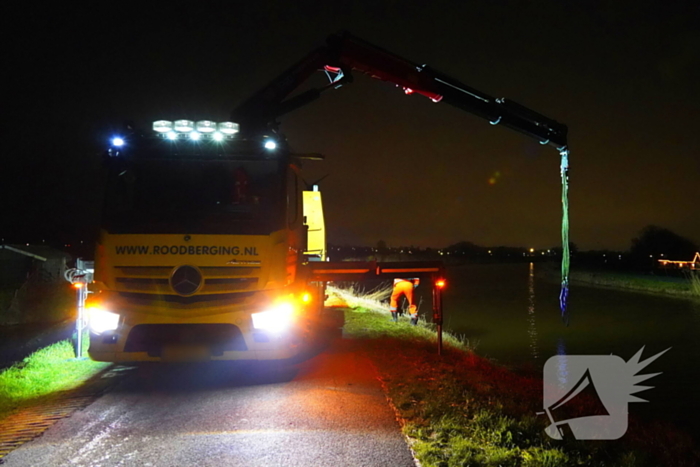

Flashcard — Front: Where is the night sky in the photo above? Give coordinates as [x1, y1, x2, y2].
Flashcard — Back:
[3, 1, 699, 252]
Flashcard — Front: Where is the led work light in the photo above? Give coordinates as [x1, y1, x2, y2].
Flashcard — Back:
[196, 120, 217, 133]
[173, 120, 195, 132]
[218, 121, 239, 135]
[153, 120, 173, 133]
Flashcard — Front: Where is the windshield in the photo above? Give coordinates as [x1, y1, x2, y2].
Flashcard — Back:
[103, 158, 285, 235]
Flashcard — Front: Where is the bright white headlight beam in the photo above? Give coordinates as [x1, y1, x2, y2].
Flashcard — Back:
[251, 302, 294, 332]
[264, 140, 277, 150]
[88, 307, 120, 334]
[111, 137, 125, 147]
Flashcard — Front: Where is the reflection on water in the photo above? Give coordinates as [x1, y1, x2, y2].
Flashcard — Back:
[436, 263, 700, 438]
[556, 338, 568, 389]
[527, 262, 539, 360]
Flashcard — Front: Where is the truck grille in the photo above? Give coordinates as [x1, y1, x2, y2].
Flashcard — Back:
[113, 266, 261, 295]
[124, 323, 248, 355]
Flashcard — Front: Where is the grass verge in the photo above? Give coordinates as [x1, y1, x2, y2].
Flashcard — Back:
[0, 336, 110, 420]
[329, 284, 471, 351]
[539, 265, 698, 299]
[688, 271, 700, 298]
[571, 270, 693, 297]
[335, 289, 700, 466]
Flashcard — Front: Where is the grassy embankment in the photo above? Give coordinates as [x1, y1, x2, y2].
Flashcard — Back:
[690, 271, 700, 297]
[0, 335, 109, 420]
[538, 264, 700, 299]
[332, 285, 700, 467]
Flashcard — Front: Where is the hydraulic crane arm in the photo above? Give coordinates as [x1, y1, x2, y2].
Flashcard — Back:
[231, 31, 568, 150]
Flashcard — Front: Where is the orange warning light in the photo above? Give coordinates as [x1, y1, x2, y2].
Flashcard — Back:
[435, 279, 446, 289]
[301, 292, 312, 304]
[73, 282, 84, 289]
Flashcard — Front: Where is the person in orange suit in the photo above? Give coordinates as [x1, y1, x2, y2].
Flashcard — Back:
[390, 278, 420, 325]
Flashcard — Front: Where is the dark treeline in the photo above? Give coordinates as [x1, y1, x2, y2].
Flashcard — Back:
[328, 242, 563, 265]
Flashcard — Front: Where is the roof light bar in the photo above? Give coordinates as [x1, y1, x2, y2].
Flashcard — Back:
[153, 120, 239, 141]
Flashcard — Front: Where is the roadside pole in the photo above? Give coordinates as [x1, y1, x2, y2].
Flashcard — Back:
[64, 258, 94, 359]
[432, 278, 446, 356]
[74, 278, 85, 358]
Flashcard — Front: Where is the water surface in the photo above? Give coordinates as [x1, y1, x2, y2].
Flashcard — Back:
[424, 263, 700, 437]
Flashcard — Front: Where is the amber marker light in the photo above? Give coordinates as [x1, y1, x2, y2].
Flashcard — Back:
[73, 283, 84, 289]
[435, 279, 446, 289]
[301, 292, 312, 304]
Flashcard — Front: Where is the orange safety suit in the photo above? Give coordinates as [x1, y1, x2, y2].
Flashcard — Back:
[390, 278, 420, 320]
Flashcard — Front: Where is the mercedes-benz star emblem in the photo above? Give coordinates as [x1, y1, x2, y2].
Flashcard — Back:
[170, 265, 203, 296]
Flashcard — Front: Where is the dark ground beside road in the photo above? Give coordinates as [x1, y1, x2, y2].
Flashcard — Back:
[0, 320, 74, 370]
[1, 335, 416, 466]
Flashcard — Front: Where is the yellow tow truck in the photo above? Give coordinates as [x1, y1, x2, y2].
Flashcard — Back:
[88, 31, 567, 362]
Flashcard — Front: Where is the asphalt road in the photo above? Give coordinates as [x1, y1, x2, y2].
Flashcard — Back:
[2, 337, 416, 467]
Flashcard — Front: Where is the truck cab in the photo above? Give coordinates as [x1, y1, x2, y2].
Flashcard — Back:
[88, 122, 318, 362]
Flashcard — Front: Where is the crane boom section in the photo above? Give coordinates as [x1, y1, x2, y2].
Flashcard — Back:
[231, 32, 567, 149]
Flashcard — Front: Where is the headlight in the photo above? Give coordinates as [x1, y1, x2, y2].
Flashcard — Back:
[251, 302, 294, 332]
[88, 307, 120, 334]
